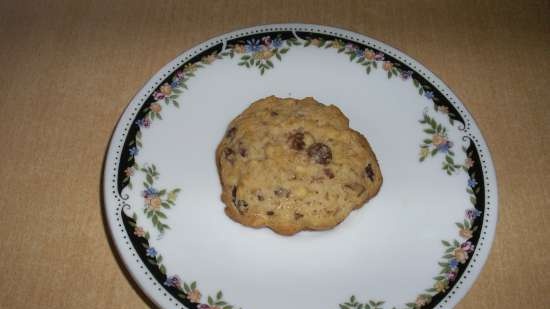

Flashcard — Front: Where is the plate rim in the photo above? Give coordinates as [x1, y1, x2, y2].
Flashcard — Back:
[102, 23, 498, 309]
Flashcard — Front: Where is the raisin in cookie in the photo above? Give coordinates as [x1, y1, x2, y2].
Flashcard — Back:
[216, 96, 382, 235]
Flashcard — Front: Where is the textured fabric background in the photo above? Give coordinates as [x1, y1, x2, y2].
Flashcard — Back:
[0, 1, 548, 308]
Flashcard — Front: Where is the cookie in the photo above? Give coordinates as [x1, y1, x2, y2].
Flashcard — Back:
[216, 96, 382, 235]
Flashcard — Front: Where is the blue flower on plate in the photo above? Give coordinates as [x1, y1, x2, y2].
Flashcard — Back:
[272, 37, 283, 48]
[424, 91, 435, 100]
[170, 79, 180, 88]
[146, 247, 157, 257]
[437, 140, 453, 153]
[245, 39, 262, 52]
[468, 178, 478, 188]
[163, 275, 181, 287]
[466, 208, 482, 220]
[449, 258, 459, 270]
[129, 146, 139, 156]
[354, 47, 364, 57]
[135, 118, 151, 128]
[400, 70, 413, 80]
[135, 119, 145, 127]
[143, 187, 158, 198]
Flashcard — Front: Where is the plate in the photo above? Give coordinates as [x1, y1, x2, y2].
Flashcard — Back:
[103, 24, 497, 309]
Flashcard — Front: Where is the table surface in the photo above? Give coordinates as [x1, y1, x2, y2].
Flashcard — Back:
[1, 0, 549, 308]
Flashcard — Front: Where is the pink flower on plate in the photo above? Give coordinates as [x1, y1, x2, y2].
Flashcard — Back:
[261, 36, 272, 46]
[124, 167, 134, 177]
[153, 91, 165, 100]
[437, 105, 449, 114]
[133, 226, 145, 237]
[163, 275, 181, 288]
[383, 61, 393, 71]
[461, 241, 475, 253]
[142, 118, 151, 128]
[447, 271, 458, 282]
[374, 52, 385, 61]
[464, 157, 475, 169]
[175, 70, 185, 80]
[466, 208, 481, 220]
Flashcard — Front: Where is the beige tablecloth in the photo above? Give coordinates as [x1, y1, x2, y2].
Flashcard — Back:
[0, 0, 548, 308]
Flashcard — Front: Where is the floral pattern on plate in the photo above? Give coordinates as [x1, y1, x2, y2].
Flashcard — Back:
[221, 35, 301, 75]
[138, 164, 181, 235]
[128, 213, 237, 309]
[418, 113, 464, 175]
[115, 31, 487, 309]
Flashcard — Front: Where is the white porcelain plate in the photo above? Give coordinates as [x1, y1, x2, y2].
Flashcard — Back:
[103, 24, 497, 309]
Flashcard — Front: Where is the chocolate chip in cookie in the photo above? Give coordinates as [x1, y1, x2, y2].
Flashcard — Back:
[365, 163, 375, 181]
[216, 96, 382, 236]
[307, 143, 332, 165]
[226, 127, 237, 140]
[323, 168, 335, 179]
[288, 132, 305, 151]
[274, 187, 290, 198]
[224, 148, 236, 164]
[235, 199, 248, 214]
